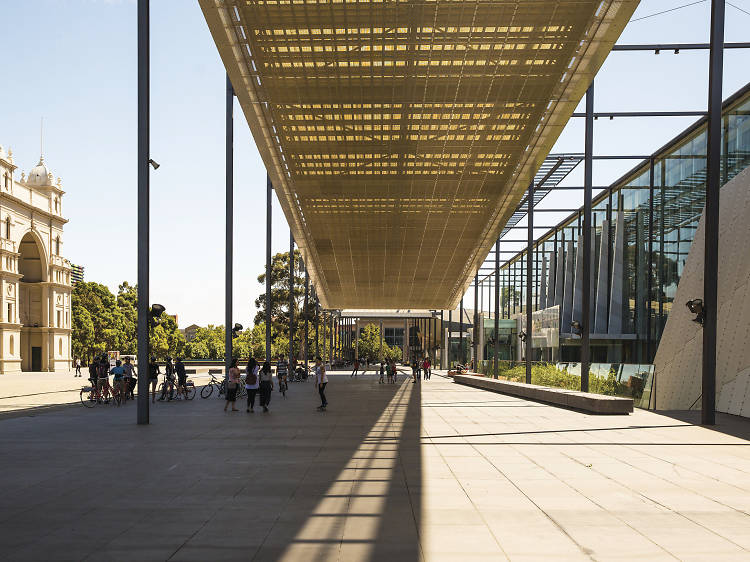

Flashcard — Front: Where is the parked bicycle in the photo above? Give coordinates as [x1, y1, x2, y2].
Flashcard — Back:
[200, 373, 226, 399]
[80, 380, 122, 407]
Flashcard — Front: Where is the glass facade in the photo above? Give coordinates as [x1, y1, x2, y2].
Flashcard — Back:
[384, 327, 404, 349]
[495, 83, 750, 364]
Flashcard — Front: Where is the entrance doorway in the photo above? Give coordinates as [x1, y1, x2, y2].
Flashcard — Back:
[31, 347, 41, 372]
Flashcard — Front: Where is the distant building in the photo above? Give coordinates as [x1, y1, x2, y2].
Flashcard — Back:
[0, 145, 72, 373]
[70, 264, 84, 285]
[183, 324, 199, 342]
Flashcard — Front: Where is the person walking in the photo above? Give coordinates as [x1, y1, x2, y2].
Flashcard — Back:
[245, 357, 259, 412]
[351, 358, 359, 377]
[74, 357, 82, 377]
[224, 358, 241, 412]
[315, 356, 328, 411]
[379, 361, 385, 384]
[423, 356, 431, 380]
[259, 360, 274, 412]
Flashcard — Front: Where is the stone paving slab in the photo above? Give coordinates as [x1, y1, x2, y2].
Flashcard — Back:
[0, 370, 748, 561]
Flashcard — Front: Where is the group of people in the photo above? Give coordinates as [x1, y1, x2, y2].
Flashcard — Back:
[224, 355, 329, 413]
[147, 356, 188, 403]
[87, 354, 137, 403]
[412, 357, 432, 381]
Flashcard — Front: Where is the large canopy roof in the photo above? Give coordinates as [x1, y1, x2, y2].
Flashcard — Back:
[200, 0, 638, 309]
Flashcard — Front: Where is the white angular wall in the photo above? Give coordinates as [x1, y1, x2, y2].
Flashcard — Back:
[653, 166, 750, 416]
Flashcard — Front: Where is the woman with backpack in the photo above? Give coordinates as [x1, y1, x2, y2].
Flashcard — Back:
[245, 357, 259, 412]
[258, 361, 274, 413]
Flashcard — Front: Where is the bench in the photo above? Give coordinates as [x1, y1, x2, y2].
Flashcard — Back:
[208, 369, 223, 375]
[453, 374, 633, 415]
[185, 369, 197, 375]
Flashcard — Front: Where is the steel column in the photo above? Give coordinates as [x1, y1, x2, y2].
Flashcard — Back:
[265, 175, 272, 363]
[703, 0, 725, 425]
[224, 74, 234, 381]
[304, 265, 309, 369]
[136, 0, 150, 425]
[581, 82, 594, 393]
[473, 272, 479, 369]
[526, 181, 533, 384]
[647, 158, 655, 361]
[494, 238, 500, 377]
[289, 232, 294, 367]
[315, 295, 319, 358]
[459, 298, 464, 366]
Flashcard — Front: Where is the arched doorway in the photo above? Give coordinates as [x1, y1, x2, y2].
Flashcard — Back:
[19, 232, 46, 371]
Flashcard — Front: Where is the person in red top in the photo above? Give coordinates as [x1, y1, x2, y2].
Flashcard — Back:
[351, 358, 360, 378]
[422, 357, 431, 380]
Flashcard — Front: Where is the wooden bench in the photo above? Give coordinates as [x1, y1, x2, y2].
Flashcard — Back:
[453, 374, 633, 414]
[185, 369, 197, 375]
[208, 368, 223, 375]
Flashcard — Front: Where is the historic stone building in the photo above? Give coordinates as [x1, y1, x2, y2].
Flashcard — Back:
[0, 145, 71, 373]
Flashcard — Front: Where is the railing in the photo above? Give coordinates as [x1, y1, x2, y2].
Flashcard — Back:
[474, 360, 654, 410]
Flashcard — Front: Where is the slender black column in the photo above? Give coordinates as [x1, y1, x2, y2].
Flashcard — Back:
[581, 82, 594, 392]
[265, 175, 272, 363]
[459, 297, 464, 365]
[304, 265, 309, 369]
[448, 310, 452, 366]
[473, 273, 479, 369]
[136, 0, 150, 425]
[322, 310, 326, 362]
[315, 295, 319, 358]
[647, 158, 655, 361]
[703, 0, 725, 425]
[329, 314, 333, 365]
[289, 232, 294, 367]
[526, 181, 533, 384]
[494, 238, 500, 378]
[224, 74, 234, 381]
[440, 310, 444, 367]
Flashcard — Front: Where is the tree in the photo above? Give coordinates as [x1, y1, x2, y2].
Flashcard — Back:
[253, 250, 321, 361]
[347, 323, 402, 363]
[72, 280, 184, 362]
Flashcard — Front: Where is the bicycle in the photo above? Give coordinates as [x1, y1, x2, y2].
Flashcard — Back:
[80, 378, 121, 407]
[200, 373, 226, 399]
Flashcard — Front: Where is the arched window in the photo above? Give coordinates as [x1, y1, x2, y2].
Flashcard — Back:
[3, 172, 8, 189]
[54, 198, 59, 213]
[55, 236, 60, 256]
[5, 217, 9, 239]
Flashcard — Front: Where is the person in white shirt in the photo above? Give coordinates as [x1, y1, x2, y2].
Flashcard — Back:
[315, 356, 328, 411]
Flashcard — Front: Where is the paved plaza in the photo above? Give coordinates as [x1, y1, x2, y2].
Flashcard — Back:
[0, 371, 749, 561]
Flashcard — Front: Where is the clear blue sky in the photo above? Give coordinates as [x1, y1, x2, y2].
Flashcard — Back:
[0, 0, 748, 325]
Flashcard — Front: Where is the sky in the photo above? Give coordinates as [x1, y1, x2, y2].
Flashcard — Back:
[0, 0, 748, 326]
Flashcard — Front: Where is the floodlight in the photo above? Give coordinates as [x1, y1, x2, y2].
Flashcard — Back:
[148, 159, 160, 170]
[571, 320, 582, 336]
[686, 299, 705, 326]
[518, 330, 527, 343]
[150, 304, 165, 317]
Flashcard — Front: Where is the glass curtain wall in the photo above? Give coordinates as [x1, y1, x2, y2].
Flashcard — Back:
[493, 83, 750, 364]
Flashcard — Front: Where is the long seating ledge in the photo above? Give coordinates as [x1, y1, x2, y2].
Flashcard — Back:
[453, 374, 633, 414]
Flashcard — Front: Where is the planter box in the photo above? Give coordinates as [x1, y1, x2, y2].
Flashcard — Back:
[453, 374, 633, 415]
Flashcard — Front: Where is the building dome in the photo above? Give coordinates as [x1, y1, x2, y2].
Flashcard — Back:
[27, 157, 52, 186]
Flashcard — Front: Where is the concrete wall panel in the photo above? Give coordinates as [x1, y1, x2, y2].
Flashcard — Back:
[653, 166, 750, 416]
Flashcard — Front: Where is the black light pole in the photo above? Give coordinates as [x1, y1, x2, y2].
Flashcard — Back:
[265, 175, 272, 363]
[440, 310, 444, 368]
[473, 272, 479, 370]
[137, 0, 150, 425]
[289, 233, 295, 368]
[494, 238, 500, 378]
[703, 0, 725, 425]
[224, 74, 234, 380]
[315, 295, 319, 357]
[459, 297, 464, 365]
[526, 181, 533, 384]
[304, 264, 309, 370]
[581, 82, 594, 393]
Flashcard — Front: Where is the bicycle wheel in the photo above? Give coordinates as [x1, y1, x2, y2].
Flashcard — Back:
[185, 386, 196, 400]
[200, 384, 213, 399]
[80, 388, 96, 408]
